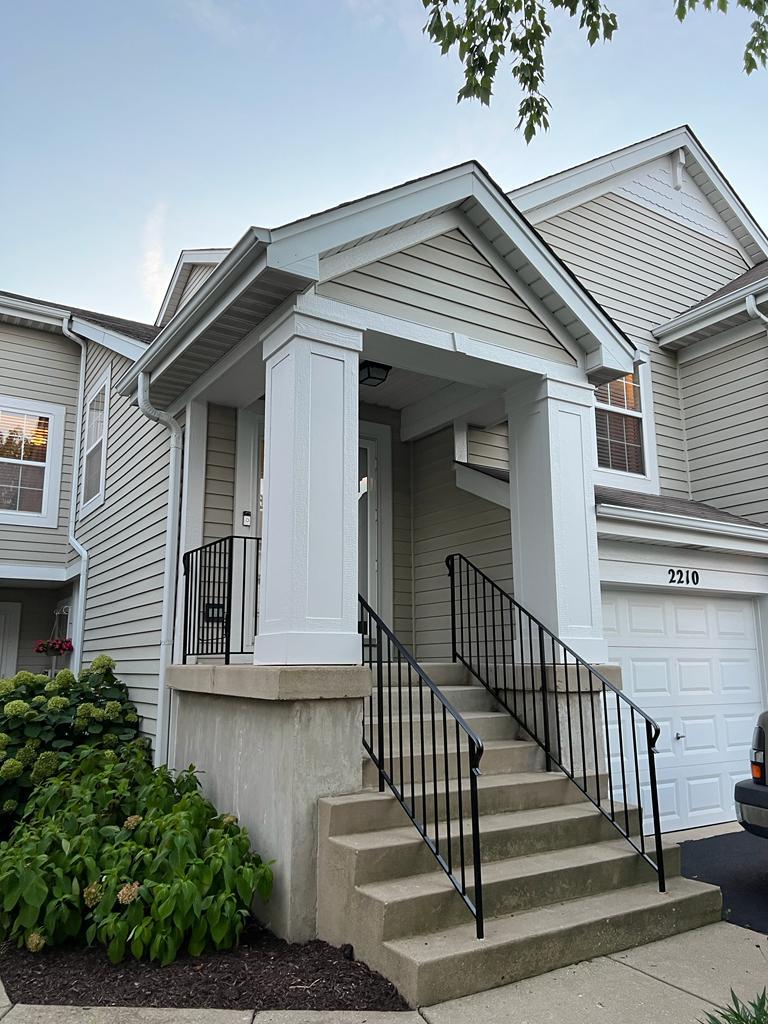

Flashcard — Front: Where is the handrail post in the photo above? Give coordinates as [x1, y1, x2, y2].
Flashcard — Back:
[224, 536, 234, 666]
[182, 552, 191, 665]
[447, 555, 457, 664]
[538, 625, 552, 772]
[469, 742, 484, 939]
[375, 621, 385, 792]
[646, 720, 666, 892]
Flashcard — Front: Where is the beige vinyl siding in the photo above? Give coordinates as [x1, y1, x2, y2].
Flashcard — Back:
[413, 427, 513, 661]
[319, 228, 576, 366]
[0, 323, 79, 566]
[359, 403, 413, 647]
[538, 192, 749, 497]
[681, 332, 768, 522]
[0, 586, 67, 673]
[467, 422, 509, 472]
[77, 343, 170, 740]
[203, 405, 237, 544]
[178, 264, 215, 313]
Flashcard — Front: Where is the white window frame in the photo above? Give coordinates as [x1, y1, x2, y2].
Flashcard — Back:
[0, 394, 66, 529]
[594, 354, 660, 496]
[80, 368, 111, 519]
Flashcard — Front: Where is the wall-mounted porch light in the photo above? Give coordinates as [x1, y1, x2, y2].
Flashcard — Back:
[359, 360, 391, 387]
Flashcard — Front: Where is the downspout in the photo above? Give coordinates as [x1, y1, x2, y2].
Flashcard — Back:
[137, 371, 183, 767]
[746, 294, 768, 335]
[61, 318, 89, 672]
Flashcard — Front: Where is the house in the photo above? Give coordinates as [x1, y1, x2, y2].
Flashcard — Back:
[2, 124, 768, 1003]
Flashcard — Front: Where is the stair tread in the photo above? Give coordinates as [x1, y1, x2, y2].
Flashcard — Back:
[331, 800, 623, 852]
[384, 877, 719, 961]
[358, 838, 670, 902]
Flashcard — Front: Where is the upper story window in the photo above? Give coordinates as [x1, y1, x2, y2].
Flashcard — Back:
[81, 371, 110, 517]
[0, 395, 66, 529]
[594, 370, 645, 475]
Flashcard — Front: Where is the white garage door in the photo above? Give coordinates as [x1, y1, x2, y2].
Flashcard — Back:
[602, 590, 764, 832]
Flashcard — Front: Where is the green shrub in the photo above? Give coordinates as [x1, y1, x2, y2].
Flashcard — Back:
[0, 655, 139, 822]
[702, 991, 768, 1024]
[0, 741, 273, 964]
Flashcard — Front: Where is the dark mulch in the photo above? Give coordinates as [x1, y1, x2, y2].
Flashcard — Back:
[0, 922, 410, 1011]
[681, 830, 768, 934]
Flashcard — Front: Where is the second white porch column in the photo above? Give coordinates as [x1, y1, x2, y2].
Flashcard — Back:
[506, 376, 607, 664]
[254, 312, 363, 665]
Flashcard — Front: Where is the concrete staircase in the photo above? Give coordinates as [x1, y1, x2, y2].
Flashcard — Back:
[317, 662, 722, 1007]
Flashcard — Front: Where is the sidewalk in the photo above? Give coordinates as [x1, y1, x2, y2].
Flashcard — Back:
[1, 922, 766, 1023]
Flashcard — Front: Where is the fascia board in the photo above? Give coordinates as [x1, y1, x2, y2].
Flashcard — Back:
[116, 227, 274, 395]
[597, 503, 768, 553]
[0, 296, 70, 330]
[70, 318, 145, 362]
[471, 176, 634, 371]
[655, 286, 768, 346]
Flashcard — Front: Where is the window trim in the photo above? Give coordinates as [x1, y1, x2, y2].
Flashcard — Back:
[594, 355, 660, 496]
[80, 368, 111, 520]
[0, 394, 66, 529]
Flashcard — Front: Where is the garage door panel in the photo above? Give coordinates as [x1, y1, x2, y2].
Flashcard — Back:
[603, 589, 764, 832]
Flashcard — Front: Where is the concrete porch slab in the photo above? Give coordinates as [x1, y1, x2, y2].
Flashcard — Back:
[167, 664, 372, 701]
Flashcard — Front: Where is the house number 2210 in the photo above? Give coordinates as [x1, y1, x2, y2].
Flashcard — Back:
[667, 568, 700, 586]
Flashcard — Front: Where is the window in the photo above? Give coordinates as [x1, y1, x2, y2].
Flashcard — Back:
[0, 409, 50, 513]
[81, 372, 110, 516]
[594, 370, 645, 475]
[0, 396, 65, 528]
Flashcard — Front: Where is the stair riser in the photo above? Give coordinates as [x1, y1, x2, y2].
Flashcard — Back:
[372, 685, 500, 715]
[362, 742, 543, 787]
[387, 886, 723, 1007]
[324, 775, 591, 836]
[337, 807, 643, 886]
[374, 846, 682, 940]
[369, 713, 519, 745]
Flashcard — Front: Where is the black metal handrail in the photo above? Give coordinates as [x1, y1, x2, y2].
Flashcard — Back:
[445, 553, 665, 893]
[359, 595, 486, 938]
[182, 536, 261, 664]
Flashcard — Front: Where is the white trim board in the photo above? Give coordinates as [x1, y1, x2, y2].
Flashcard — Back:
[359, 419, 394, 628]
[0, 562, 78, 583]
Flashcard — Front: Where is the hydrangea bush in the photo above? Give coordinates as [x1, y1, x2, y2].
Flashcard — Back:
[0, 655, 139, 823]
[0, 742, 273, 964]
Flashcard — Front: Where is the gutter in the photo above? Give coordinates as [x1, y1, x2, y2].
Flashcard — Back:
[137, 371, 184, 766]
[654, 282, 768, 346]
[60, 317, 89, 672]
[596, 501, 768, 546]
[746, 293, 768, 336]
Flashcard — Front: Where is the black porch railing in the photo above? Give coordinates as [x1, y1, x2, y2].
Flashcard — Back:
[359, 596, 486, 938]
[182, 536, 261, 664]
[446, 553, 666, 893]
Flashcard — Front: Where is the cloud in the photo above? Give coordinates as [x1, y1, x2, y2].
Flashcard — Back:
[140, 202, 172, 314]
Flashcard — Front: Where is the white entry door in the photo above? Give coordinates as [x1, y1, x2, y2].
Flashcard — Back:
[602, 589, 764, 832]
[0, 603, 21, 677]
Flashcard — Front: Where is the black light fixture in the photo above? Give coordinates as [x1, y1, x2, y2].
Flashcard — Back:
[359, 360, 391, 387]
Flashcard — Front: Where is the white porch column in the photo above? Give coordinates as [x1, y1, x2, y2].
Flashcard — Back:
[254, 312, 362, 665]
[506, 376, 607, 663]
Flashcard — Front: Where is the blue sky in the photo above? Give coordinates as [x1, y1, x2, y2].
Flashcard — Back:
[2, 0, 766, 324]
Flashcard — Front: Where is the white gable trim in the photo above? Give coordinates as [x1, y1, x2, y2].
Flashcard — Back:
[510, 126, 768, 264]
[155, 248, 229, 328]
[70, 318, 145, 361]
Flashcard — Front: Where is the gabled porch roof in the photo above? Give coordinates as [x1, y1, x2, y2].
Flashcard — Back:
[117, 161, 636, 410]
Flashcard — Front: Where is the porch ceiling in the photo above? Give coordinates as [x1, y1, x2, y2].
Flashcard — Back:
[358, 366, 453, 410]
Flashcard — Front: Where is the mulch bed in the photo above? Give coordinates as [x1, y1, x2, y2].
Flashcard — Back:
[0, 922, 410, 1011]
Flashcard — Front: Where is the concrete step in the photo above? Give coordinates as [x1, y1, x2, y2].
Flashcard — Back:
[326, 801, 642, 885]
[321, 771, 592, 836]
[362, 737, 543, 787]
[382, 876, 723, 1005]
[369, 709, 519, 745]
[357, 839, 682, 941]
[370, 683, 503, 715]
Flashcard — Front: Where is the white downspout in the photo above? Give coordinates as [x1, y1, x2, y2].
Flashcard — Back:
[61, 318, 89, 672]
[746, 294, 768, 334]
[137, 371, 183, 766]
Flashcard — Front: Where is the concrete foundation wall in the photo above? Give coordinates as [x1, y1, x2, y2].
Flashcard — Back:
[170, 667, 369, 941]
